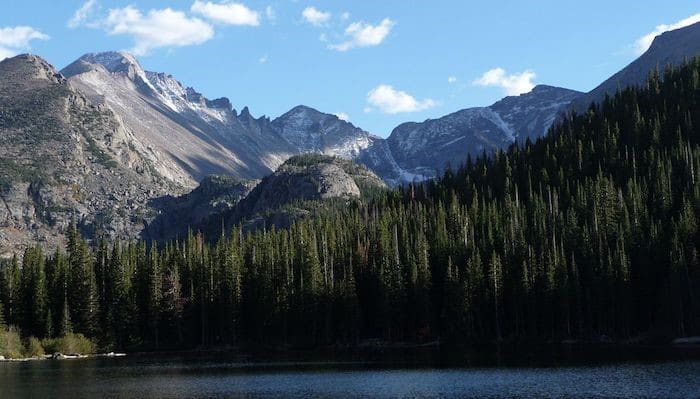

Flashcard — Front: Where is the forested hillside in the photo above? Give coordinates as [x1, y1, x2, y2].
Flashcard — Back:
[2, 59, 700, 351]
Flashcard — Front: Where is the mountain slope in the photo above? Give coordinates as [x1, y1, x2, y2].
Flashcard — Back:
[362, 85, 581, 184]
[60, 52, 582, 188]
[62, 52, 296, 188]
[271, 105, 376, 159]
[143, 175, 257, 241]
[571, 21, 700, 112]
[0, 54, 173, 256]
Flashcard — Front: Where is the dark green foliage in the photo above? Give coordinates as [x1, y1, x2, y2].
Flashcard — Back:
[2, 59, 700, 350]
[0, 157, 47, 193]
[84, 136, 118, 169]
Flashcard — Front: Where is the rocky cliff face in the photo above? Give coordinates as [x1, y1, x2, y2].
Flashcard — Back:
[0, 55, 173, 257]
[62, 51, 296, 188]
[237, 154, 384, 215]
[143, 175, 257, 241]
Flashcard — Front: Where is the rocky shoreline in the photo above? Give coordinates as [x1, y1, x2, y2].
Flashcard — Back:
[0, 352, 126, 362]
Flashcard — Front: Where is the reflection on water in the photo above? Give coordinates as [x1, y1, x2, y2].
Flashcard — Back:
[1, 353, 699, 398]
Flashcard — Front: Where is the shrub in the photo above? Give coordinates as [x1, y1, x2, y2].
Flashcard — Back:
[25, 337, 45, 358]
[0, 326, 25, 359]
[42, 333, 97, 355]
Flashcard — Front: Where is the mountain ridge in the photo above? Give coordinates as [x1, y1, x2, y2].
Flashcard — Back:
[571, 21, 700, 112]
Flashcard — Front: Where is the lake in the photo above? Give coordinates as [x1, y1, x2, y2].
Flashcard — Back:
[1, 352, 700, 398]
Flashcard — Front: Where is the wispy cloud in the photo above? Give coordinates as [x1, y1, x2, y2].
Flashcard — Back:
[0, 26, 50, 60]
[102, 6, 214, 55]
[334, 112, 349, 121]
[191, 1, 260, 26]
[258, 54, 268, 63]
[632, 13, 700, 55]
[302, 6, 331, 27]
[68, 0, 97, 28]
[265, 6, 275, 23]
[329, 18, 394, 52]
[447, 76, 457, 84]
[472, 67, 535, 95]
[366, 84, 435, 114]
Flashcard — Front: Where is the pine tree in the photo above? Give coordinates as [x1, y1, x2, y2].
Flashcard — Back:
[67, 225, 99, 337]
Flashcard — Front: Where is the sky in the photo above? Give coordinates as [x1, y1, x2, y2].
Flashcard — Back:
[0, 1, 698, 137]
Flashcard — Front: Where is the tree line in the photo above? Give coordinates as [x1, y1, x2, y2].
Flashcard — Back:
[2, 58, 700, 351]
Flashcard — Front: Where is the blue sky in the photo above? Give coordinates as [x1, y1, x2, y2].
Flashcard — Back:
[1, 1, 698, 137]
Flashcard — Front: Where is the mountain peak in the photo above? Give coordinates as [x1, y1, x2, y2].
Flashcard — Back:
[289, 104, 322, 115]
[240, 106, 252, 118]
[570, 20, 700, 113]
[81, 51, 141, 73]
[0, 53, 64, 83]
[62, 51, 146, 81]
[648, 21, 700, 52]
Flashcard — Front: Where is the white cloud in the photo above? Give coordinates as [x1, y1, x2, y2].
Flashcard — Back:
[191, 1, 260, 26]
[472, 67, 535, 95]
[447, 76, 457, 84]
[0, 48, 14, 60]
[103, 6, 214, 55]
[341, 12, 350, 21]
[302, 6, 331, 27]
[334, 112, 349, 121]
[366, 84, 435, 114]
[0, 26, 50, 60]
[258, 54, 268, 63]
[633, 13, 700, 55]
[68, 0, 97, 28]
[329, 18, 394, 51]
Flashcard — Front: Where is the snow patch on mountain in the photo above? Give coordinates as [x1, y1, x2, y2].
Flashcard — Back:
[479, 108, 516, 142]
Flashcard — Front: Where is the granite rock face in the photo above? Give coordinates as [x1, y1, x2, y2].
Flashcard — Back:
[62, 51, 297, 188]
[143, 175, 257, 241]
[0, 55, 174, 257]
[237, 154, 385, 216]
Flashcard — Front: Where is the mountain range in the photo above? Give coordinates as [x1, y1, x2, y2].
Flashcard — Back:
[1, 21, 699, 255]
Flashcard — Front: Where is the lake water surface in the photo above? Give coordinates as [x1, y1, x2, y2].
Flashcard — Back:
[1, 354, 700, 398]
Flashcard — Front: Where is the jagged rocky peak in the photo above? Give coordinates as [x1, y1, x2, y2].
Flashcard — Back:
[240, 106, 252, 118]
[207, 97, 232, 110]
[185, 87, 232, 111]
